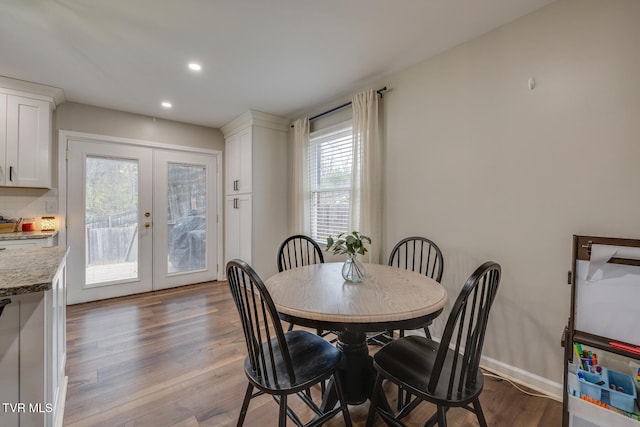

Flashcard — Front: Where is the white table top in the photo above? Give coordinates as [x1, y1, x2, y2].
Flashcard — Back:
[264, 262, 447, 325]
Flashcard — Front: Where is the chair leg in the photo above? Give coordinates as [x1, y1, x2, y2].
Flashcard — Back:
[423, 326, 431, 339]
[398, 388, 415, 412]
[472, 397, 488, 427]
[237, 383, 254, 427]
[437, 405, 448, 427]
[432, 405, 447, 427]
[424, 406, 449, 427]
[332, 371, 352, 427]
[278, 394, 288, 427]
[365, 371, 384, 427]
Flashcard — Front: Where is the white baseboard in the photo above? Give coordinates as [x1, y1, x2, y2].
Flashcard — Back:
[480, 355, 563, 401]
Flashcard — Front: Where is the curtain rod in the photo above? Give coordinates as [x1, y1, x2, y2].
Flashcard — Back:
[290, 86, 387, 128]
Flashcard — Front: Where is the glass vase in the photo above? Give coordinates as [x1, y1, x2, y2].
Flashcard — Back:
[342, 253, 366, 282]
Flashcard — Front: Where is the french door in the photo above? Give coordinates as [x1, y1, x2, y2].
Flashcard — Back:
[66, 139, 217, 304]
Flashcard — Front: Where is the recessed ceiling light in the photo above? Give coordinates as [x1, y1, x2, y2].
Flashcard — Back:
[161, 101, 172, 108]
[188, 62, 202, 71]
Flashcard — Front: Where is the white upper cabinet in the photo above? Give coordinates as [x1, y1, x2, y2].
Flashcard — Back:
[225, 127, 252, 195]
[0, 91, 53, 188]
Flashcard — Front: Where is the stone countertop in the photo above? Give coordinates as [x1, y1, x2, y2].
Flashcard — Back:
[0, 230, 58, 241]
[0, 246, 68, 296]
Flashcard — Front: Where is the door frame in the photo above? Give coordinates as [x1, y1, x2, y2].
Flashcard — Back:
[58, 130, 224, 286]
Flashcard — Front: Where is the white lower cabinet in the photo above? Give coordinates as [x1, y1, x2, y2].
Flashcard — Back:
[225, 194, 252, 267]
[0, 298, 20, 426]
[0, 256, 66, 427]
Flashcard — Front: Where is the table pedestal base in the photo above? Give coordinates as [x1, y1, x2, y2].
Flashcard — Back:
[336, 331, 374, 405]
[321, 330, 388, 413]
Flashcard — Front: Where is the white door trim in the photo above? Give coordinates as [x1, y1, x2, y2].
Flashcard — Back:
[58, 130, 225, 286]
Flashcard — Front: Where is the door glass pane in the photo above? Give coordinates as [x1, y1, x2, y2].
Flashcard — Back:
[167, 163, 207, 274]
[85, 156, 139, 285]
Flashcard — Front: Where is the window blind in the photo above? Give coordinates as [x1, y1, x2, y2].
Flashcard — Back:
[308, 123, 353, 243]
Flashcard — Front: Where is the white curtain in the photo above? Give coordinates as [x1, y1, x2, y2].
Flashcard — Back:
[291, 117, 310, 235]
[350, 90, 382, 263]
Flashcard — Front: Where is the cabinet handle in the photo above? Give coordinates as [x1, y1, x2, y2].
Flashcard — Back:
[9, 166, 14, 182]
[234, 180, 239, 191]
[0, 298, 11, 318]
[234, 198, 238, 209]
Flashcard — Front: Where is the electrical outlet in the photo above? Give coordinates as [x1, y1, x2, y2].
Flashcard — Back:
[45, 200, 57, 213]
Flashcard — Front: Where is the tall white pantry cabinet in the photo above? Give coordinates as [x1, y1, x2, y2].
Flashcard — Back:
[222, 111, 289, 279]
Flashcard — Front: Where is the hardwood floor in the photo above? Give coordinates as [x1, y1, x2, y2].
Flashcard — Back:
[64, 282, 561, 426]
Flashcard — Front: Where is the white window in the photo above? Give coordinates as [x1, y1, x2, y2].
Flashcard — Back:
[307, 121, 354, 243]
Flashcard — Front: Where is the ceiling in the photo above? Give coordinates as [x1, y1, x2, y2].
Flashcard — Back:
[0, 0, 556, 129]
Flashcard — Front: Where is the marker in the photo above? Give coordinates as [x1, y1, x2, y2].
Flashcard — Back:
[574, 344, 581, 360]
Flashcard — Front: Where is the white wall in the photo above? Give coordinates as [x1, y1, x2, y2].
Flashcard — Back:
[382, 0, 640, 394]
[55, 102, 224, 151]
[289, 0, 640, 396]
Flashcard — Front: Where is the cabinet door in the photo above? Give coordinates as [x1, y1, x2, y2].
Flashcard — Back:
[225, 133, 239, 194]
[47, 259, 66, 427]
[0, 298, 19, 427]
[225, 195, 252, 267]
[5, 95, 52, 188]
[225, 128, 252, 195]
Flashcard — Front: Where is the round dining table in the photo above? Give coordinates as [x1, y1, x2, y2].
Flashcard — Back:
[264, 262, 448, 408]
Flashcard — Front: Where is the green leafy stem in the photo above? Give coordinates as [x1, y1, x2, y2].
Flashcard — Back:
[326, 231, 372, 256]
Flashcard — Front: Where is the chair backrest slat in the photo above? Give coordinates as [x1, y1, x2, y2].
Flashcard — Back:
[388, 236, 444, 282]
[428, 262, 501, 398]
[227, 259, 296, 387]
[277, 234, 325, 272]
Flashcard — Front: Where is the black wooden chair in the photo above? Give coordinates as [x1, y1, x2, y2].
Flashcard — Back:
[387, 236, 444, 339]
[277, 235, 330, 336]
[277, 234, 325, 273]
[365, 261, 501, 427]
[375, 236, 445, 409]
[227, 259, 352, 427]
[369, 236, 444, 345]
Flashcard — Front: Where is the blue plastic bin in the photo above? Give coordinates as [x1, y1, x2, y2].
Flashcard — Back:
[577, 367, 637, 413]
[607, 369, 637, 413]
[577, 368, 607, 401]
